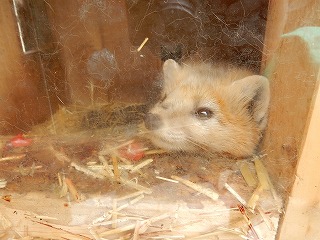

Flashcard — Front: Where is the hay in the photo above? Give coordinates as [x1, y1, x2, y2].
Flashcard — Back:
[0, 103, 282, 239]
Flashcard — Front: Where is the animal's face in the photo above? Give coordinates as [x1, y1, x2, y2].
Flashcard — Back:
[145, 81, 222, 151]
[144, 59, 270, 157]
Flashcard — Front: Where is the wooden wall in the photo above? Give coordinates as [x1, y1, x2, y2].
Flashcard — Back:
[1, 0, 320, 237]
[0, 0, 66, 135]
[278, 70, 320, 240]
[0, 0, 161, 135]
[261, 0, 320, 193]
[45, 0, 161, 105]
[261, 0, 320, 239]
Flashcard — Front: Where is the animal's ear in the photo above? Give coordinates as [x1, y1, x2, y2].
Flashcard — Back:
[232, 75, 270, 130]
[162, 59, 180, 89]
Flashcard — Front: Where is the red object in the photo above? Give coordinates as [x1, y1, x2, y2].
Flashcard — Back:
[119, 142, 145, 161]
[237, 204, 260, 240]
[8, 134, 33, 148]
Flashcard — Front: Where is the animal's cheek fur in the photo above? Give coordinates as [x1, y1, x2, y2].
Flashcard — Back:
[214, 123, 260, 157]
[160, 118, 189, 139]
[186, 121, 230, 146]
[184, 117, 259, 156]
[149, 124, 193, 151]
[186, 119, 220, 137]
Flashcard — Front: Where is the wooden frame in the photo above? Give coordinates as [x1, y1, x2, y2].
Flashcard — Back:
[278, 70, 320, 239]
[262, 0, 320, 238]
[1, 0, 319, 238]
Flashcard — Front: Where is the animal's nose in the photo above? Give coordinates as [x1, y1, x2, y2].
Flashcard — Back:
[144, 113, 162, 130]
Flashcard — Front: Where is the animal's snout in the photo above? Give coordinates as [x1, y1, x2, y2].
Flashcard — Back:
[144, 113, 162, 130]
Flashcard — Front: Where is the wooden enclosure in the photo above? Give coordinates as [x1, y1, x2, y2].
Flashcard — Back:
[0, 0, 66, 134]
[261, 0, 320, 239]
[0, 0, 319, 239]
[0, 0, 161, 135]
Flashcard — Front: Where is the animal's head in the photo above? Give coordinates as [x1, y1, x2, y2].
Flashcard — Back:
[144, 59, 270, 157]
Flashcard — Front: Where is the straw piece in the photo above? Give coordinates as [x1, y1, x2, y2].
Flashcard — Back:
[247, 185, 263, 211]
[59, 175, 68, 198]
[119, 177, 152, 194]
[115, 194, 144, 212]
[171, 175, 219, 201]
[0, 214, 12, 230]
[0, 154, 26, 162]
[224, 183, 247, 206]
[156, 176, 179, 183]
[111, 155, 120, 182]
[49, 146, 71, 163]
[130, 158, 153, 173]
[254, 158, 270, 190]
[137, 37, 149, 52]
[27, 218, 92, 240]
[254, 157, 282, 211]
[89, 164, 133, 171]
[132, 220, 141, 240]
[34, 215, 58, 221]
[93, 216, 143, 227]
[99, 140, 134, 155]
[0, 179, 7, 189]
[257, 206, 275, 231]
[116, 190, 144, 201]
[64, 178, 80, 202]
[91, 213, 111, 225]
[139, 212, 173, 234]
[99, 223, 136, 237]
[57, 173, 62, 186]
[98, 155, 115, 179]
[89, 228, 100, 240]
[112, 199, 118, 229]
[240, 162, 257, 187]
[117, 156, 132, 165]
[70, 162, 105, 179]
[237, 204, 261, 240]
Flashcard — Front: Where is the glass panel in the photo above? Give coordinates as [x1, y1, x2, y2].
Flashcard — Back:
[2, 0, 317, 239]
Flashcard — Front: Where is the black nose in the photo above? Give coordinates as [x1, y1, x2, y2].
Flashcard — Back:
[144, 113, 162, 130]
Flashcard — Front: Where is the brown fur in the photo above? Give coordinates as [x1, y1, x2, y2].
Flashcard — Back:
[144, 59, 270, 158]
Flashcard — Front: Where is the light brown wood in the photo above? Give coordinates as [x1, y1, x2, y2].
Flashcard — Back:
[261, 0, 320, 193]
[0, 0, 65, 134]
[46, 0, 161, 105]
[0, 1, 46, 134]
[277, 69, 320, 240]
[260, 0, 287, 70]
[261, 0, 320, 238]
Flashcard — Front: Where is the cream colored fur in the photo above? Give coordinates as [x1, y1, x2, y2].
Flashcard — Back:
[145, 59, 270, 158]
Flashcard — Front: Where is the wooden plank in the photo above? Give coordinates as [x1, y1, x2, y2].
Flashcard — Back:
[260, 0, 286, 71]
[0, 1, 46, 134]
[260, 0, 320, 193]
[277, 69, 320, 239]
[46, 0, 161, 105]
[261, 0, 320, 238]
[0, 0, 66, 134]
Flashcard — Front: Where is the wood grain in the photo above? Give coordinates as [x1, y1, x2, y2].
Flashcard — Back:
[261, 0, 320, 193]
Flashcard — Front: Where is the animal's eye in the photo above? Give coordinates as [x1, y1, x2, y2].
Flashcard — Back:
[195, 107, 213, 120]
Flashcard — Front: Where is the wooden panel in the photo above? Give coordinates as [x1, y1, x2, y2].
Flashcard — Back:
[46, 0, 161, 105]
[277, 69, 320, 239]
[261, 0, 320, 238]
[0, 0, 65, 134]
[261, 0, 320, 193]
